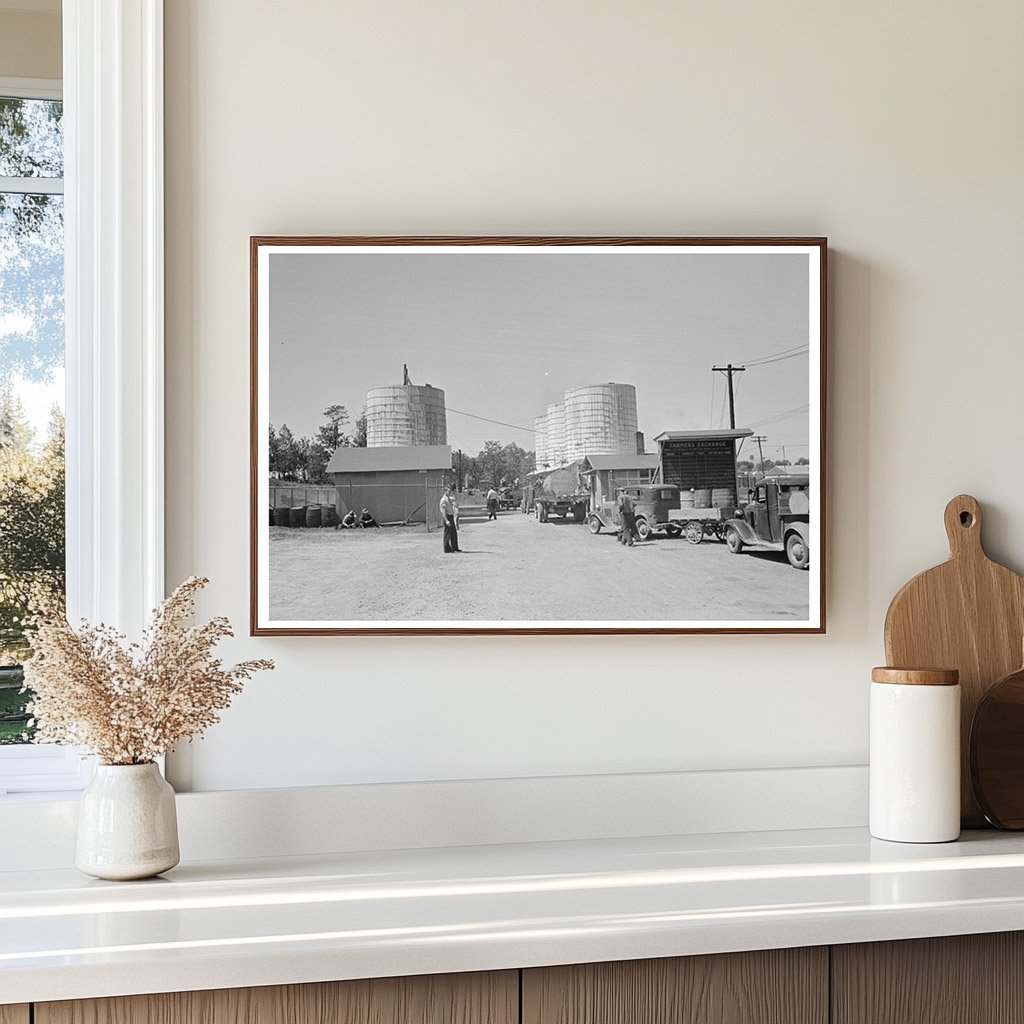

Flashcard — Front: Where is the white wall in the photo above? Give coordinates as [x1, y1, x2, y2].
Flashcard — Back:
[164, 1, 1024, 792]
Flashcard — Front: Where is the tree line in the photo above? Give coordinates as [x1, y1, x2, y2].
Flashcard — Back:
[452, 440, 535, 492]
[0, 392, 64, 665]
[737, 456, 810, 475]
[269, 405, 367, 483]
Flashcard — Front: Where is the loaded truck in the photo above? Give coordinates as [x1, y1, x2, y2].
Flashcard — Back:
[522, 463, 589, 523]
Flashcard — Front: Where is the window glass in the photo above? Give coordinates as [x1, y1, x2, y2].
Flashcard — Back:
[0, 97, 63, 178]
[0, 96, 65, 746]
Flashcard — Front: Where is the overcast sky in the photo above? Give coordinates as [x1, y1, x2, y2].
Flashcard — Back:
[268, 250, 812, 462]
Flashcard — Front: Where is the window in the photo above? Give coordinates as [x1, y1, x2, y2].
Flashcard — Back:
[0, 79, 82, 797]
[0, 6, 166, 798]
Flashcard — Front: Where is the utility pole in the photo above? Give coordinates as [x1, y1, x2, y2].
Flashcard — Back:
[711, 363, 745, 429]
[753, 435, 768, 476]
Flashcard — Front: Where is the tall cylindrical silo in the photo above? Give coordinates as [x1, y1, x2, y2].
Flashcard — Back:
[563, 383, 638, 461]
[545, 402, 566, 466]
[534, 415, 549, 468]
[365, 384, 447, 447]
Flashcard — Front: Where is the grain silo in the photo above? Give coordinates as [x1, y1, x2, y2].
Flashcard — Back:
[545, 402, 566, 466]
[563, 383, 638, 462]
[534, 415, 549, 468]
[365, 371, 447, 447]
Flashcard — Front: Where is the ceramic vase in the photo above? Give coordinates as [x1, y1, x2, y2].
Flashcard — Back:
[76, 762, 180, 880]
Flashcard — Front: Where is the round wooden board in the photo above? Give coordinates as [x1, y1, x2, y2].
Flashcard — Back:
[971, 664, 1024, 829]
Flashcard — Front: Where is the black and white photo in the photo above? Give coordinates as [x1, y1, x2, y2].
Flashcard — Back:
[251, 237, 826, 634]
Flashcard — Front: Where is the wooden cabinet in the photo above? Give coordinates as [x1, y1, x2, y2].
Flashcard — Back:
[17, 933, 1024, 1024]
[522, 948, 828, 1024]
[832, 932, 1024, 1024]
[35, 972, 517, 1024]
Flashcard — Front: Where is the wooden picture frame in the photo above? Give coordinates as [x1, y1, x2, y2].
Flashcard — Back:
[251, 236, 827, 635]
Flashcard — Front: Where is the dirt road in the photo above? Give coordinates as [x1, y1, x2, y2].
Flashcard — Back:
[268, 507, 809, 623]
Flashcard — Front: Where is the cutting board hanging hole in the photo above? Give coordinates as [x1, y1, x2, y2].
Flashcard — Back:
[944, 494, 983, 557]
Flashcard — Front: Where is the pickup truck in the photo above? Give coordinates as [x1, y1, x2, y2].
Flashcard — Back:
[722, 475, 811, 570]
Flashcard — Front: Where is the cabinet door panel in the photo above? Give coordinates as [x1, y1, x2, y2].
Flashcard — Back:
[523, 949, 827, 1024]
[37, 971, 517, 1024]
[0, 1007, 29, 1024]
[832, 933, 1024, 1024]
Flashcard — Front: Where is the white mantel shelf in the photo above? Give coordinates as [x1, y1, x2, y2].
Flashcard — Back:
[4, 826, 1024, 1004]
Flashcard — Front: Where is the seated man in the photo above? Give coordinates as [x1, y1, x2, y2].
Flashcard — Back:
[359, 508, 380, 528]
[339, 509, 357, 529]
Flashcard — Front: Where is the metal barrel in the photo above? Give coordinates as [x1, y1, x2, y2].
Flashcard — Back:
[288, 506, 307, 527]
[272, 507, 291, 527]
[305, 505, 322, 528]
[321, 507, 339, 528]
[712, 487, 734, 507]
[693, 487, 712, 507]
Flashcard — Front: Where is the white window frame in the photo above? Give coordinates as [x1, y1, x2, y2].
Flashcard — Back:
[0, 0, 164, 799]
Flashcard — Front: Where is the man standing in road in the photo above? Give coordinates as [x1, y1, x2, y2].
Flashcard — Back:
[440, 484, 461, 553]
[486, 486, 499, 520]
[617, 490, 637, 547]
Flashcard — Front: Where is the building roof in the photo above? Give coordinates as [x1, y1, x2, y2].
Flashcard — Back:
[653, 429, 754, 442]
[581, 453, 661, 472]
[326, 444, 452, 474]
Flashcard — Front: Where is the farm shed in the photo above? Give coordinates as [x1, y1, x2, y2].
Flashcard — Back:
[580, 453, 661, 506]
[326, 445, 452, 527]
[653, 429, 754, 506]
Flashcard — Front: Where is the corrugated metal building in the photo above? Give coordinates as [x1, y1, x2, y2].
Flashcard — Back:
[326, 445, 452, 527]
[365, 384, 448, 447]
[563, 383, 638, 462]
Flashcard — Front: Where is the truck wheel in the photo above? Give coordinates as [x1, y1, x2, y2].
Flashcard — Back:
[634, 517, 651, 541]
[536, 501, 548, 523]
[725, 527, 744, 554]
[666, 524, 682, 538]
[786, 532, 810, 570]
[588, 515, 602, 535]
[684, 521, 703, 545]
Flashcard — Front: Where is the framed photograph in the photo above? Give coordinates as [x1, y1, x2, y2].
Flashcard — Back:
[250, 236, 826, 635]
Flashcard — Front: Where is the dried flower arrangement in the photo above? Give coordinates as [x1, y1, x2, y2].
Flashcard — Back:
[23, 577, 273, 765]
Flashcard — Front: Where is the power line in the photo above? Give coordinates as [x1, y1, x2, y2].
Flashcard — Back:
[748, 404, 810, 428]
[745, 347, 809, 368]
[741, 342, 809, 366]
[446, 407, 536, 433]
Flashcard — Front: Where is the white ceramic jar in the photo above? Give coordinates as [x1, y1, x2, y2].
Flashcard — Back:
[870, 667, 960, 843]
[76, 762, 180, 880]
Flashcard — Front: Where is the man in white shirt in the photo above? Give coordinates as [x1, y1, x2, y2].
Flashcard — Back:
[440, 485, 461, 553]
[486, 487, 499, 520]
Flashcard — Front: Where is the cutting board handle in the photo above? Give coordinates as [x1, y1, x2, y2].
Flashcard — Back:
[944, 494, 983, 559]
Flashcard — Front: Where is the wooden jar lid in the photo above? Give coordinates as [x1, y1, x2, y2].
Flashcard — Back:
[871, 667, 960, 686]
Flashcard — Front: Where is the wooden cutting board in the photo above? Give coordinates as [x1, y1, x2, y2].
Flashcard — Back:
[884, 494, 1024, 827]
